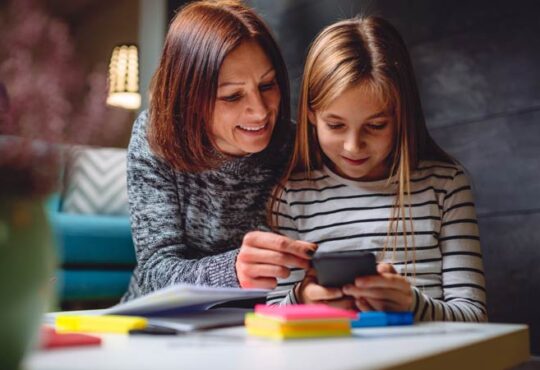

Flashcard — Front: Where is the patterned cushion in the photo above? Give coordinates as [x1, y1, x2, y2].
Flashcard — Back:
[61, 147, 129, 215]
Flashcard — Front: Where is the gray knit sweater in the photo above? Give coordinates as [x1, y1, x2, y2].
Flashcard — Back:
[122, 111, 293, 301]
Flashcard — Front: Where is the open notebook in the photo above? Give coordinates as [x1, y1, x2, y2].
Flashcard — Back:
[102, 284, 269, 316]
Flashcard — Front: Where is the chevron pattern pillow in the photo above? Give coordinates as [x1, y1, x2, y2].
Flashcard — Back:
[61, 147, 129, 215]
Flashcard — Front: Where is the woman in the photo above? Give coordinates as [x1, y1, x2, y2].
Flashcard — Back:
[123, 0, 316, 301]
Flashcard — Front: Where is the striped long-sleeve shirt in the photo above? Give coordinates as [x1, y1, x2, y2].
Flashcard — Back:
[267, 161, 487, 322]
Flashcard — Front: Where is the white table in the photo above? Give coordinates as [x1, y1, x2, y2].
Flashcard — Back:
[26, 322, 529, 370]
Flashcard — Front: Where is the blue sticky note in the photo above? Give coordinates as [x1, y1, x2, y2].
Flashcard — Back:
[351, 311, 413, 328]
[351, 312, 387, 328]
[386, 312, 414, 326]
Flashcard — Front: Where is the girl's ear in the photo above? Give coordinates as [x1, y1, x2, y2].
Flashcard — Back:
[307, 109, 317, 125]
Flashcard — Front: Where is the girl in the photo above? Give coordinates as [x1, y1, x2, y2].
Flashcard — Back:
[266, 16, 487, 322]
[123, 1, 316, 301]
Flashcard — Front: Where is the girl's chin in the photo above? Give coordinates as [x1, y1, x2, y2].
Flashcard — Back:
[339, 171, 369, 180]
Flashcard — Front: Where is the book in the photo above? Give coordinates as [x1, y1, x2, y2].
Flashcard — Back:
[101, 284, 269, 316]
[148, 308, 251, 332]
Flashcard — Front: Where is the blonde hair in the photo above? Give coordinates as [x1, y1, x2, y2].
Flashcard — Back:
[269, 16, 455, 272]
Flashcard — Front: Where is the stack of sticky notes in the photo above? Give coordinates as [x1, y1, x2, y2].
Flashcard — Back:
[245, 304, 358, 340]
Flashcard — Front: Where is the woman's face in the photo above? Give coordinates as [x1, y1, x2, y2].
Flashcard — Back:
[211, 41, 281, 156]
[309, 85, 395, 181]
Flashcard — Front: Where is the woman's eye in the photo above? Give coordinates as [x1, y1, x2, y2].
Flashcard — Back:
[220, 94, 242, 102]
[326, 122, 344, 130]
[259, 81, 276, 91]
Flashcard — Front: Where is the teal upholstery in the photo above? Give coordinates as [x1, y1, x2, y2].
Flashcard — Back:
[46, 193, 135, 303]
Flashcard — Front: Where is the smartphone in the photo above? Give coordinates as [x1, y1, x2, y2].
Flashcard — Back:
[312, 250, 377, 288]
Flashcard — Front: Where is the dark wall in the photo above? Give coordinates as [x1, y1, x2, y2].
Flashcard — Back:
[246, 0, 540, 354]
[168, 0, 186, 21]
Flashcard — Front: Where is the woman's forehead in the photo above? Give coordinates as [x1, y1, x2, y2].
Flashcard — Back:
[218, 41, 274, 84]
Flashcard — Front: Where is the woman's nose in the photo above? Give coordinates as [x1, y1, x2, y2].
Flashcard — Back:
[246, 91, 268, 121]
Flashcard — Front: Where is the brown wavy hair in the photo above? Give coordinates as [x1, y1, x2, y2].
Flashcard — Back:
[270, 16, 455, 269]
[148, 0, 290, 172]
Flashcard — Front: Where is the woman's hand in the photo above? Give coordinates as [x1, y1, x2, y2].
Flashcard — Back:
[236, 231, 317, 289]
[342, 263, 413, 312]
[294, 268, 355, 310]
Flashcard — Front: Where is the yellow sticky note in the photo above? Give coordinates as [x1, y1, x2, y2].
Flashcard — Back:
[56, 315, 148, 334]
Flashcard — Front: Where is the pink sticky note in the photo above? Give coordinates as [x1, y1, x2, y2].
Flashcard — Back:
[40, 326, 102, 350]
[255, 304, 357, 320]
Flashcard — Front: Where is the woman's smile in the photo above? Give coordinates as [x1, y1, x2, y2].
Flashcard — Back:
[236, 121, 269, 134]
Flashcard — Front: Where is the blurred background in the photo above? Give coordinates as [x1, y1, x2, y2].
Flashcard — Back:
[2, 0, 538, 356]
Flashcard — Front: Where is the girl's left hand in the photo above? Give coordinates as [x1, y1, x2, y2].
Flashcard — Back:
[342, 263, 413, 312]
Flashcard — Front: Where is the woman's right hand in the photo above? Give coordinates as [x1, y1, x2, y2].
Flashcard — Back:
[236, 231, 317, 289]
[294, 268, 355, 310]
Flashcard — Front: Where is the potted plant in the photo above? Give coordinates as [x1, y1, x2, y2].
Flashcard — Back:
[0, 0, 114, 368]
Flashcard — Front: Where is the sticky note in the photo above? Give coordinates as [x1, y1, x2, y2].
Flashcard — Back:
[56, 315, 148, 334]
[254, 304, 357, 321]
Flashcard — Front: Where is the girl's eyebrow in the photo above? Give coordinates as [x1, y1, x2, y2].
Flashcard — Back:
[365, 111, 391, 120]
[218, 67, 275, 88]
[323, 111, 390, 121]
[324, 113, 346, 121]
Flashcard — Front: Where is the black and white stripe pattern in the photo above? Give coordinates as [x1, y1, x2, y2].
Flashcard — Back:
[267, 161, 487, 322]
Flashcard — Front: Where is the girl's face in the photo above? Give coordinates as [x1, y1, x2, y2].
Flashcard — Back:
[210, 41, 281, 156]
[309, 85, 395, 181]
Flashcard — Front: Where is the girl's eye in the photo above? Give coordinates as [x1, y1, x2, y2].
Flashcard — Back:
[220, 94, 242, 103]
[259, 81, 276, 91]
[367, 122, 388, 130]
[326, 122, 344, 130]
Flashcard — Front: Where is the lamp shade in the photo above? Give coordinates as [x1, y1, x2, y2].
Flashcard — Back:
[107, 44, 141, 110]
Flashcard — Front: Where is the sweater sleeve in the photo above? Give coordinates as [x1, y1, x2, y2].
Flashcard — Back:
[127, 112, 240, 297]
[266, 186, 305, 305]
[411, 167, 487, 322]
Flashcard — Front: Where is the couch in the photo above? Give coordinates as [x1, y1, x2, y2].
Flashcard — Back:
[46, 147, 136, 305]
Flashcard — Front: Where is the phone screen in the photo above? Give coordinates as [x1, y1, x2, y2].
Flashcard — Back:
[312, 250, 377, 288]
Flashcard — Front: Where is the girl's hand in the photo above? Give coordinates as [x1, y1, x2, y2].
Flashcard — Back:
[295, 268, 355, 310]
[342, 263, 413, 312]
[236, 231, 317, 289]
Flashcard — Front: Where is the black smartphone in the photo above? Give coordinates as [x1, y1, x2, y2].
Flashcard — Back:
[312, 250, 377, 288]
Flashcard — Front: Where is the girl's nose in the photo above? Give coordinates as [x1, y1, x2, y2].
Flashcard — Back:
[344, 133, 364, 153]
